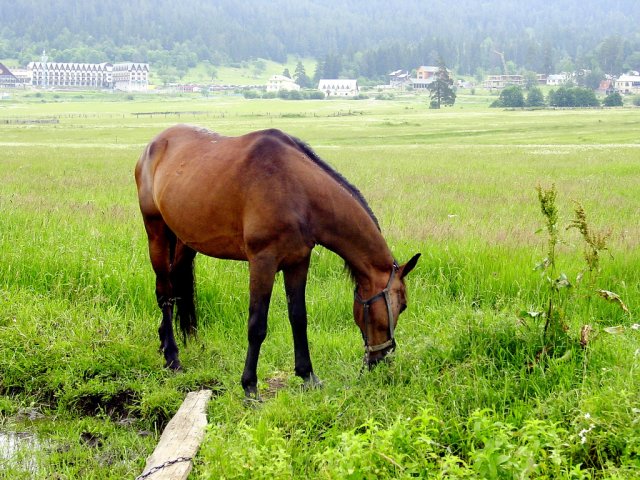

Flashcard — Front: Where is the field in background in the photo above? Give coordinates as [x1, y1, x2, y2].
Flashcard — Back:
[1, 94, 639, 478]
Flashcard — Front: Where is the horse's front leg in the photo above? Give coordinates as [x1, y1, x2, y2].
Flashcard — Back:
[283, 256, 322, 389]
[241, 256, 277, 400]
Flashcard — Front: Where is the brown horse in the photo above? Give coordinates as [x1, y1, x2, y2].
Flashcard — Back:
[135, 125, 420, 399]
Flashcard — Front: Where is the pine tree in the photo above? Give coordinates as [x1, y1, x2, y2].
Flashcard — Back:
[312, 59, 325, 84]
[294, 61, 312, 88]
[428, 59, 456, 108]
[324, 53, 342, 78]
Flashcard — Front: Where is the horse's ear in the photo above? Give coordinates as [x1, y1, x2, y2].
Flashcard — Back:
[400, 253, 421, 279]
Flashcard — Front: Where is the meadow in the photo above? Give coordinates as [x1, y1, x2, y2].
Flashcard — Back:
[1, 90, 639, 478]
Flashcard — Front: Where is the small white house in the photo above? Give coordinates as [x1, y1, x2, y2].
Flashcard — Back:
[318, 79, 359, 97]
[546, 73, 571, 86]
[266, 75, 300, 92]
[614, 74, 640, 95]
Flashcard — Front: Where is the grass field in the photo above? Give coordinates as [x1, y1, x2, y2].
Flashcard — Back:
[1, 91, 639, 478]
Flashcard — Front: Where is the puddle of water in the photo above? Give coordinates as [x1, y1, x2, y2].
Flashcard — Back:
[0, 431, 41, 474]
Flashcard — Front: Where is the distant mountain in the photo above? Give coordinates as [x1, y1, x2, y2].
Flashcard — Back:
[1, 0, 638, 79]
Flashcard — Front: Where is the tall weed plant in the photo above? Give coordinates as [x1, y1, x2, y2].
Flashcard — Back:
[520, 185, 630, 361]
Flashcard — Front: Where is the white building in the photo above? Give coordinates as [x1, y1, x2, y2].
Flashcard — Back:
[10, 68, 32, 86]
[28, 61, 114, 88]
[112, 63, 149, 91]
[318, 79, 359, 97]
[482, 74, 523, 90]
[614, 74, 640, 95]
[266, 74, 300, 92]
[546, 73, 571, 86]
[27, 52, 148, 90]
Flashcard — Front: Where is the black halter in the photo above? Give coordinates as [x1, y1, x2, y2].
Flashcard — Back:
[354, 262, 399, 357]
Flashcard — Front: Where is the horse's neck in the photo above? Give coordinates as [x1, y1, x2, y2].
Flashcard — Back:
[314, 197, 394, 289]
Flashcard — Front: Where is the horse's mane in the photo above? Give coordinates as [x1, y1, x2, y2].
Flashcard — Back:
[289, 136, 382, 283]
[290, 136, 380, 232]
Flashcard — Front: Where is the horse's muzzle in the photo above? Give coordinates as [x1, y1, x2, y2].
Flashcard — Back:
[365, 340, 396, 368]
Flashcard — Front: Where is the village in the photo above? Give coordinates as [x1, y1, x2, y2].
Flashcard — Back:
[3, 1, 640, 477]
[1, 52, 639, 98]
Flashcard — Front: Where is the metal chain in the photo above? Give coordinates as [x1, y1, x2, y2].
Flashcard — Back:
[135, 456, 193, 480]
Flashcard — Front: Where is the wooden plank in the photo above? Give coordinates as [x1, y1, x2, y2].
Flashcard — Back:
[138, 390, 212, 480]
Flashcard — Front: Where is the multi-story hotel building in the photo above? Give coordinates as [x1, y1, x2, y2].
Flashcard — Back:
[27, 52, 149, 90]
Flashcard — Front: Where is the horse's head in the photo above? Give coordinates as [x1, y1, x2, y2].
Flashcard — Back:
[353, 253, 420, 367]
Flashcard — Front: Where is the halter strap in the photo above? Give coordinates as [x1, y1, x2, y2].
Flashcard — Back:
[354, 262, 399, 355]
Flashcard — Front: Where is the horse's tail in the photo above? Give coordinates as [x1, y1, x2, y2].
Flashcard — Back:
[171, 245, 198, 343]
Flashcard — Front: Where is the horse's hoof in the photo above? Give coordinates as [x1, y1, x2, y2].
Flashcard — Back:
[243, 395, 263, 407]
[165, 359, 182, 371]
[302, 373, 323, 390]
[243, 386, 262, 405]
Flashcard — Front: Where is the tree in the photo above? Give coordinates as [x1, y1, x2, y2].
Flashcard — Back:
[202, 61, 218, 81]
[603, 91, 623, 107]
[322, 52, 342, 78]
[157, 65, 179, 86]
[253, 59, 267, 76]
[282, 68, 291, 78]
[312, 59, 325, 84]
[623, 52, 640, 72]
[428, 59, 456, 109]
[474, 67, 486, 85]
[548, 87, 574, 107]
[572, 87, 599, 107]
[597, 36, 624, 76]
[526, 87, 546, 107]
[583, 69, 604, 90]
[548, 87, 567, 107]
[542, 42, 554, 75]
[491, 85, 525, 108]
[549, 86, 599, 107]
[294, 61, 312, 88]
[2, 1, 639, 81]
[523, 71, 539, 90]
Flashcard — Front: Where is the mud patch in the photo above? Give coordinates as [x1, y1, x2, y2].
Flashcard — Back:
[72, 388, 138, 420]
[263, 372, 290, 399]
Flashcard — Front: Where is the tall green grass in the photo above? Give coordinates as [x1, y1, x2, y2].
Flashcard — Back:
[0, 94, 638, 478]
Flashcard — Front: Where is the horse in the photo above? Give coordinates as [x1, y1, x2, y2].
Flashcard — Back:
[135, 124, 420, 399]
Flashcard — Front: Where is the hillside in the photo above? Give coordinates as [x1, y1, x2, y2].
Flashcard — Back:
[1, 0, 639, 78]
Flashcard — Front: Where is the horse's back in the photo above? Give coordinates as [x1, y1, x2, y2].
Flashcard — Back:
[135, 125, 317, 262]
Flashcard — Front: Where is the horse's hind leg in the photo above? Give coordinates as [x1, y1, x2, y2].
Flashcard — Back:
[171, 241, 198, 340]
[283, 256, 321, 388]
[143, 215, 181, 370]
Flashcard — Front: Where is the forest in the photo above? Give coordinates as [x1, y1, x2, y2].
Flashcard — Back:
[1, 0, 639, 81]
